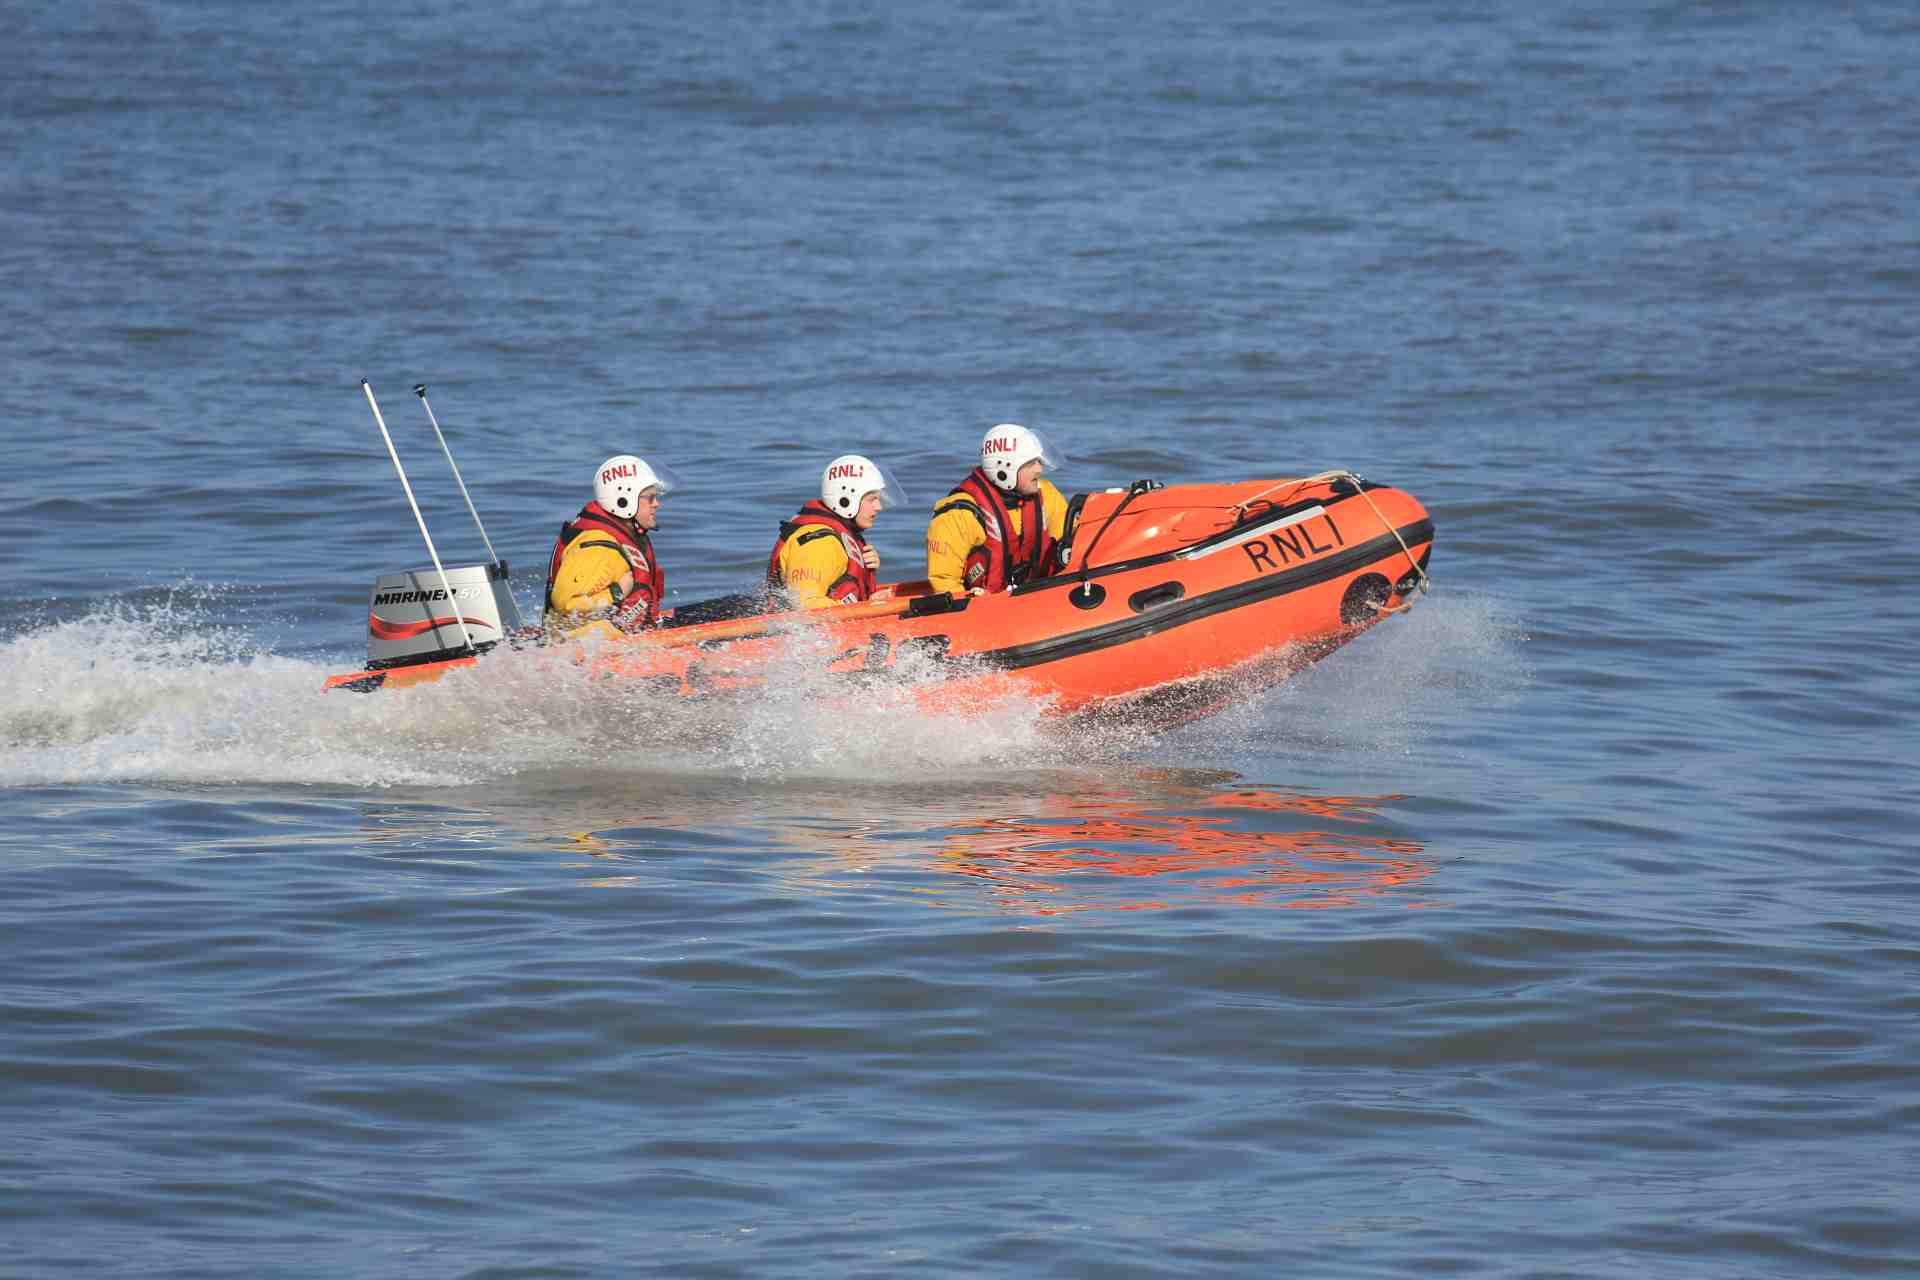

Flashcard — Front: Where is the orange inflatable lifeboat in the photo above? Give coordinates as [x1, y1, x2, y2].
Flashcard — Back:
[322, 471, 1433, 726]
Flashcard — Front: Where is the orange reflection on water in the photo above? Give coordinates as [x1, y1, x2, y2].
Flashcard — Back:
[352, 772, 1438, 917]
[933, 788, 1436, 916]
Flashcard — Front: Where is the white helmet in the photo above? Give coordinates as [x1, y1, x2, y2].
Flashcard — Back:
[979, 423, 1058, 492]
[594, 454, 678, 516]
[821, 453, 908, 516]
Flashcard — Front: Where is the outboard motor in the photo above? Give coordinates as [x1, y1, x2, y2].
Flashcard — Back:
[365, 563, 518, 669]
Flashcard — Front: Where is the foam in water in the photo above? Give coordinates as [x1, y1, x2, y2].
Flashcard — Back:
[0, 592, 1522, 789]
[709, 625, 1062, 781]
[1155, 591, 1531, 762]
[0, 598, 1062, 789]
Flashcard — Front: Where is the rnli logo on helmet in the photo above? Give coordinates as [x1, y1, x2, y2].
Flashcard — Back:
[983, 436, 1016, 455]
[601, 463, 636, 484]
[827, 463, 865, 480]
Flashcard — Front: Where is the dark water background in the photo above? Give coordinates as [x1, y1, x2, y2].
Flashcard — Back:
[4, 2, 1918, 1275]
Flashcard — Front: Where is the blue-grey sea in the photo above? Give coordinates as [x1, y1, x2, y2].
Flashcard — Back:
[4, 2, 1918, 1276]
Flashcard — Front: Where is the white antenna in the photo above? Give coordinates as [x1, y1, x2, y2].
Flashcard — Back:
[360, 379, 476, 653]
[412, 383, 526, 629]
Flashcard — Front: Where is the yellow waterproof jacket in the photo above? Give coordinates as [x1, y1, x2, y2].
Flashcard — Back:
[768, 503, 876, 610]
[775, 530, 857, 610]
[925, 476, 1068, 594]
[543, 505, 662, 637]
[547, 532, 626, 617]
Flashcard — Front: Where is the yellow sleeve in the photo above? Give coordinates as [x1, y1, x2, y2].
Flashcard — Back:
[925, 497, 985, 595]
[546, 536, 632, 620]
[777, 531, 853, 610]
[1039, 478, 1070, 540]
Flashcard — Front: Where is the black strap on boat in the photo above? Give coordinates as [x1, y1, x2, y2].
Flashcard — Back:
[906, 592, 970, 618]
[1067, 479, 1160, 607]
[1055, 491, 1090, 567]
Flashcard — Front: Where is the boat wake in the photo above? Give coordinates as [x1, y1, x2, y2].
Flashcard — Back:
[1153, 587, 1530, 763]
[0, 598, 1067, 788]
[0, 593, 1522, 789]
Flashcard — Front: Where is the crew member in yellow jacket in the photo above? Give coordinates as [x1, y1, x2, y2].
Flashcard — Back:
[926, 424, 1069, 594]
[544, 453, 678, 638]
[768, 453, 908, 609]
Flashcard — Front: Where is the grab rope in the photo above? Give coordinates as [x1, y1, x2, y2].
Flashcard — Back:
[1234, 469, 1431, 614]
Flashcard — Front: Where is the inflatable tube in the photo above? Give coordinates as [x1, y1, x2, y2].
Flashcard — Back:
[323, 474, 1434, 726]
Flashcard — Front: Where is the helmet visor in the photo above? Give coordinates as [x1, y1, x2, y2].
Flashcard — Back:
[635, 459, 680, 497]
[1024, 430, 1060, 474]
[865, 461, 909, 510]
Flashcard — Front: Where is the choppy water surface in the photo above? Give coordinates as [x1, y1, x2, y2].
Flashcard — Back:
[4, 2, 1918, 1276]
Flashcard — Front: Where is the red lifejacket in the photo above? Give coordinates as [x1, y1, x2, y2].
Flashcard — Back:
[766, 501, 875, 606]
[946, 467, 1055, 592]
[544, 501, 664, 630]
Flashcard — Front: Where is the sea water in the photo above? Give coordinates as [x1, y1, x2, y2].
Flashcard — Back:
[3, 2, 1917, 1275]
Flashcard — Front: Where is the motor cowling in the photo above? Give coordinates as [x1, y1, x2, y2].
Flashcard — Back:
[364, 563, 516, 669]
